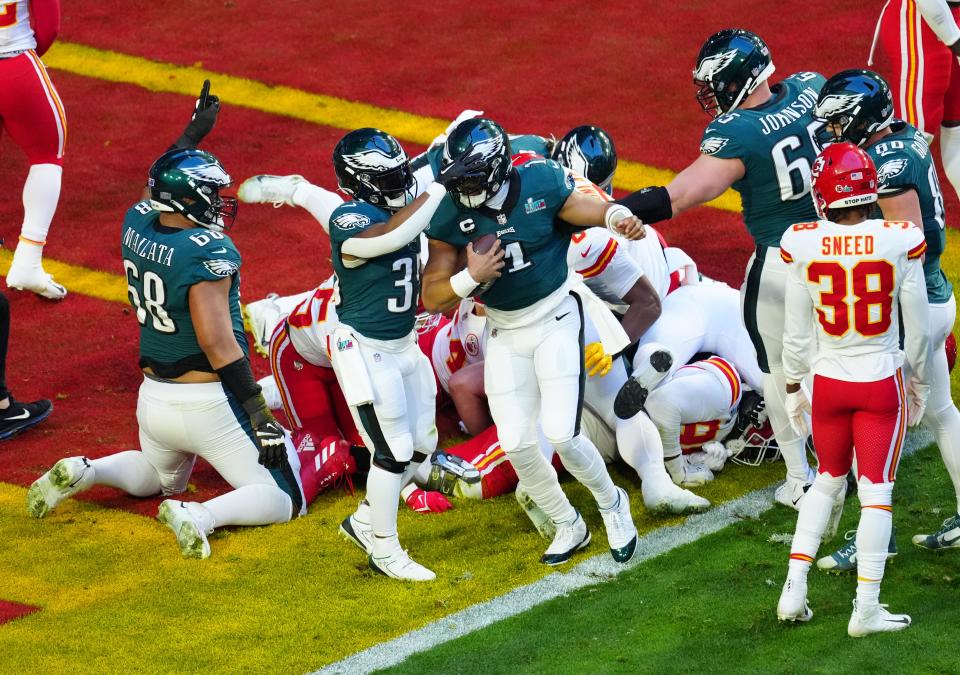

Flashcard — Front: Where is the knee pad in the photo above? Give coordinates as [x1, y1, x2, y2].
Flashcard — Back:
[371, 431, 413, 475]
[811, 472, 846, 499]
[546, 435, 576, 458]
[857, 478, 894, 507]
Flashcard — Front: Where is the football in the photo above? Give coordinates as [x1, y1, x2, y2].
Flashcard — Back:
[471, 232, 498, 255]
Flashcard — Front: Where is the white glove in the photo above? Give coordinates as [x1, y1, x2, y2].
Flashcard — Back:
[907, 378, 930, 427]
[431, 109, 485, 147]
[700, 441, 732, 472]
[785, 389, 811, 437]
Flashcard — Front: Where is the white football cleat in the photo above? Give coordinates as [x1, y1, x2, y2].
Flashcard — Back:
[243, 294, 283, 358]
[777, 577, 813, 622]
[642, 477, 710, 514]
[666, 454, 715, 487]
[26, 456, 94, 518]
[774, 469, 816, 511]
[157, 500, 213, 560]
[515, 484, 556, 540]
[237, 174, 306, 207]
[847, 600, 911, 637]
[339, 501, 373, 554]
[369, 548, 436, 581]
[541, 511, 591, 566]
[6, 261, 66, 300]
[599, 487, 638, 563]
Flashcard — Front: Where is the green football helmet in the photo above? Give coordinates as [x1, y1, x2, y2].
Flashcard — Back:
[332, 128, 414, 213]
[814, 69, 894, 147]
[552, 125, 618, 194]
[442, 118, 512, 208]
[148, 148, 237, 232]
[694, 29, 776, 117]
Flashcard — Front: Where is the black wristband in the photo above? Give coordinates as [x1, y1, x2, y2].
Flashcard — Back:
[216, 357, 261, 404]
[615, 186, 673, 225]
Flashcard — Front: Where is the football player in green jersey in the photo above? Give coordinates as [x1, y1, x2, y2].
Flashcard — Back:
[813, 70, 960, 568]
[327, 127, 487, 581]
[615, 28, 821, 510]
[27, 85, 305, 560]
[422, 118, 645, 567]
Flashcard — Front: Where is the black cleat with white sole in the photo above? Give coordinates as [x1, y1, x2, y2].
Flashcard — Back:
[614, 350, 673, 419]
[0, 398, 52, 440]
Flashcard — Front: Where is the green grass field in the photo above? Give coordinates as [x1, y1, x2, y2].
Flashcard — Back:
[385, 442, 960, 674]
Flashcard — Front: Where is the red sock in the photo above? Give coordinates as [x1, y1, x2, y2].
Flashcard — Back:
[297, 433, 356, 505]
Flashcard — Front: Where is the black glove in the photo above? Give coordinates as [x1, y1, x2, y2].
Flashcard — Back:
[436, 150, 486, 190]
[173, 79, 221, 149]
[242, 394, 286, 468]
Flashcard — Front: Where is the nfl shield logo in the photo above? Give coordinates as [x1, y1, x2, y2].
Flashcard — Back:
[497, 214, 507, 225]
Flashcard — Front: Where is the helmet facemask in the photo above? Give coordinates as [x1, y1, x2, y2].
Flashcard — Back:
[147, 150, 237, 232]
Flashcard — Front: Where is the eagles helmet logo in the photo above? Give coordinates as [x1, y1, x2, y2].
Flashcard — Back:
[560, 143, 590, 179]
[815, 93, 864, 119]
[471, 135, 504, 161]
[699, 137, 729, 155]
[203, 259, 240, 277]
[333, 212, 372, 230]
[877, 158, 908, 184]
[694, 49, 739, 81]
[181, 162, 232, 186]
[341, 149, 406, 171]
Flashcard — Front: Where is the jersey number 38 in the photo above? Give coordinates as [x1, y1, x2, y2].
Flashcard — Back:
[807, 260, 894, 338]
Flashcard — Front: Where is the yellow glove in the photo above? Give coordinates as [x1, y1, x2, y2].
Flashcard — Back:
[584, 342, 612, 377]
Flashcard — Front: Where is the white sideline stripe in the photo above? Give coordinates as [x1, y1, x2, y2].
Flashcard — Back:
[316, 429, 933, 675]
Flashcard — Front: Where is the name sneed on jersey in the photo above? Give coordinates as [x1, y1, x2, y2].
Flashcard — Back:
[821, 235, 874, 256]
[756, 86, 820, 136]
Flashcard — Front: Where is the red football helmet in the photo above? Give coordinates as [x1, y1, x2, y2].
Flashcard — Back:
[810, 142, 878, 219]
[947, 333, 957, 373]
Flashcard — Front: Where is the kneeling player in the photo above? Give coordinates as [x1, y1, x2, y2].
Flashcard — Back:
[27, 99, 303, 559]
[775, 143, 929, 636]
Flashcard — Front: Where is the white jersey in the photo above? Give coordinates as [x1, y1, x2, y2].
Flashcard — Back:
[431, 298, 488, 394]
[0, 0, 36, 54]
[286, 281, 339, 368]
[780, 218, 930, 383]
[674, 357, 741, 450]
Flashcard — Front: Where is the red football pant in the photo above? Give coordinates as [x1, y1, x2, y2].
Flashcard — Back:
[0, 51, 66, 165]
[443, 425, 564, 499]
[875, 0, 960, 133]
[269, 322, 363, 448]
[811, 371, 907, 483]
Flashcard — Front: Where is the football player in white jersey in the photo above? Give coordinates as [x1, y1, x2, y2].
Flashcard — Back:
[775, 143, 929, 637]
[0, 0, 66, 298]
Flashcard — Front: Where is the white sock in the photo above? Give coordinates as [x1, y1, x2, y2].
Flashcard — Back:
[553, 433, 618, 510]
[787, 472, 845, 582]
[507, 443, 577, 525]
[940, 124, 960, 199]
[89, 451, 162, 497]
[615, 410, 674, 484]
[19, 164, 62, 244]
[203, 483, 292, 528]
[293, 182, 344, 233]
[366, 464, 404, 556]
[763, 371, 811, 481]
[856, 480, 894, 609]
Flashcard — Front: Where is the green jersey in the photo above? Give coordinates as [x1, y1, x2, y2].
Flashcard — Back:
[868, 120, 952, 304]
[427, 157, 575, 312]
[120, 201, 246, 376]
[329, 200, 420, 340]
[509, 133, 550, 156]
[700, 72, 826, 247]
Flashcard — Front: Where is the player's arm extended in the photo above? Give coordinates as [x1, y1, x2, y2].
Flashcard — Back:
[30, 0, 61, 56]
[448, 361, 492, 434]
[616, 154, 746, 224]
[878, 189, 924, 227]
[917, 0, 960, 50]
[558, 190, 645, 240]
[341, 183, 447, 261]
[781, 263, 815, 389]
[900, 255, 931, 384]
[619, 276, 662, 343]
